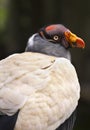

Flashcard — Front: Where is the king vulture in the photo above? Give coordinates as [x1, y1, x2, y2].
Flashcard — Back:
[0, 24, 85, 130]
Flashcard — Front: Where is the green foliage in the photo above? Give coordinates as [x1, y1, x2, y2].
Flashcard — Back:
[0, 0, 8, 31]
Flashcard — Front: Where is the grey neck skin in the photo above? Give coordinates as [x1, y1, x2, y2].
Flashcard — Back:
[25, 33, 71, 61]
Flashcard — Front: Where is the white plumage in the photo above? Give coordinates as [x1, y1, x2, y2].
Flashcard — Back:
[0, 52, 80, 130]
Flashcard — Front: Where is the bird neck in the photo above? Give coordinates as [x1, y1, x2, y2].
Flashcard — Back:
[26, 33, 71, 61]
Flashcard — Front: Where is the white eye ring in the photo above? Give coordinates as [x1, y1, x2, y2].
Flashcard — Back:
[53, 35, 59, 41]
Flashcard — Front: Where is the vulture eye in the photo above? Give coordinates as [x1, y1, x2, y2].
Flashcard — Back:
[53, 35, 59, 41]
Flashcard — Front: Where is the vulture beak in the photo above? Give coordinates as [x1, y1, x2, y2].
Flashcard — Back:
[65, 30, 85, 48]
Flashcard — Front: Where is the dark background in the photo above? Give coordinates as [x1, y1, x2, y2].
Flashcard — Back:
[0, 0, 90, 129]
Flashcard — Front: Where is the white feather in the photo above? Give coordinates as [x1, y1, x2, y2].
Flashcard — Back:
[0, 52, 80, 130]
[27, 33, 37, 48]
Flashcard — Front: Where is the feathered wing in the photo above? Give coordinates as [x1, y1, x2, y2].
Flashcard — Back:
[0, 111, 19, 130]
[0, 52, 80, 130]
[56, 109, 77, 130]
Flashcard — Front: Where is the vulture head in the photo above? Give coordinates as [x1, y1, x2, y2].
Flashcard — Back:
[25, 24, 85, 60]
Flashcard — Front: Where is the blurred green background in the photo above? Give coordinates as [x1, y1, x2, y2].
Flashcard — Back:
[0, 0, 90, 129]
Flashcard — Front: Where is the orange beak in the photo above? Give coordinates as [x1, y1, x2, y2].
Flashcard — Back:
[65, 30, 85, 48]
